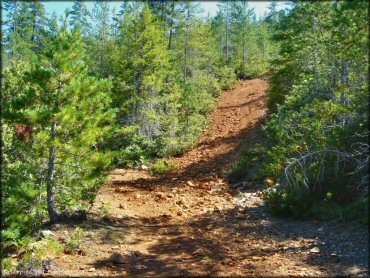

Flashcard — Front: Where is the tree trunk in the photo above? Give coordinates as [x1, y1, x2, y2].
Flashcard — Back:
[225, 2, 229, 62]
[243, 34, 246, 64]
[165, 1, 175, 84]
[168, 1, 175, 50]
[46, 121, 60, 224]
[340, 58, 349, 106]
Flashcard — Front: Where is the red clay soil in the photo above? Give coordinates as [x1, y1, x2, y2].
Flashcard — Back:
[45, 79, 368, 277]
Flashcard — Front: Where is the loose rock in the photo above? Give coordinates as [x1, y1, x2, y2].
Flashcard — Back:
[40, 230, 55, 238]
[310, 247, 320, 254]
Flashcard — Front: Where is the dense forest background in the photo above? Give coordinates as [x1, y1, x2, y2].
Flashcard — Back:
[1, 0, 368, 273]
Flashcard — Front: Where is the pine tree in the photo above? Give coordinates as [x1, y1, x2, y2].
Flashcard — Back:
[69, 0, 90, 34]
[87, 1, 112, 77]
[2, 1, 47, 62]
[2, 23, 116, 223]
[112, 4, 177, 152]
[217, 1, 231, 63]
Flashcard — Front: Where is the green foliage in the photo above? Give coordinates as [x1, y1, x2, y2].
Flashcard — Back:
[261, 1, 369, 220]
[228, 144, 268, 184]
[264, 186, 314, 218]
[119, 144, 147, 166]
[1, 22, 116, 254]
[235, 60, 269, 79]
[265, 187, 369, 222]
[1, 0, 277, 264]
[150, 158, 176, 176]
[98, 203, 112, 219]
[218, 66, 237, 90]
[32, 238, 62, 261]
[1, 257, 13, 274]
[64, 227, 85, 254]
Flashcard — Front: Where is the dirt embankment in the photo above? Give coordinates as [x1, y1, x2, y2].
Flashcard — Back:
[48, 79, 368, 277]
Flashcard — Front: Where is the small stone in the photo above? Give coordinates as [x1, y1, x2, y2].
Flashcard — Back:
[141, 165, 149, 170]
[176, 199, 185, 205]
[40, 230, 55, 238]
[214, 206, 222, 212]
[112, 246, 120, 250]
[217, 179, 225, 185]
[177, 211, 183, 216]
[310, 247, 320, 253]
[192, 248, 206, 256]
[263, 178, 275, 187]
[155, 192, 166, 199]
[79, 266, 85, 270]
[187, 181, 195, 187]
[135, 193, 141, 199]
[50, 224, 61, 230]
[88, 267, 96, 272]
[136, 264, 147, 270]
[167, 193, 174, 198]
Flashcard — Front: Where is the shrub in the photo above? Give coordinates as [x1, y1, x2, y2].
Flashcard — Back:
[264, 186, 313, 218]
[235, 61, 269, 79]
[1, 257, 13, 275]
[218, 66, 237, 90]
[150, 158, 175, 176]
[98, 203, 111, 219]
[64, 227, 85, 254]
[228, 144, 268, 184]
[118, 144, 147, 166]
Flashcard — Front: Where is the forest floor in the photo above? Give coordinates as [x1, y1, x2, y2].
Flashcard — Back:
[48, 79, 368, 277]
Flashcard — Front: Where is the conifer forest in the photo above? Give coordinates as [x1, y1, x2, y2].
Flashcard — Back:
[1, 1, 369, 276]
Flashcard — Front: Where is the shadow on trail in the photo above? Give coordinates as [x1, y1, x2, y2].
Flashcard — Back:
[111, 118, 266, 191]
[86, 79, 368, 276]
[217, 94, 265, 111]
[88, 203, 368, 276]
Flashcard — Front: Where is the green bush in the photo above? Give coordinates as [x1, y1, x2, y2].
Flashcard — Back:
[150, 158, 176, 176]
[264, 186, 313, 218]
[235, 61, 269, 79]
[228, 144, 268, 184]
[218, 66, 237, 90]
[64, 227, 85, 254]
[264, 186, 369, 222]
[118, 144, 147, 166]
[1, 257, 13, 275]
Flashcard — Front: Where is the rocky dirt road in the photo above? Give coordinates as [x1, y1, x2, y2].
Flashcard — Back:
[49, 79, 368, 277]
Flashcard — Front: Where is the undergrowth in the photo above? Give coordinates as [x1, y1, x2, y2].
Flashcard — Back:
[150, 158, 176, 176]
[229, 144, 369, 224]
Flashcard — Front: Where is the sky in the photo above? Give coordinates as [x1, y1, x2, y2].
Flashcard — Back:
[42, 1, 288, 20]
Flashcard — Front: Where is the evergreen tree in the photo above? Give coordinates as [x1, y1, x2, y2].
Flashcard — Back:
[87, 1, 112, 77]
[2, 23, 116, 223]
[2, 1, 47, 62]
[69, 0, 90, 33]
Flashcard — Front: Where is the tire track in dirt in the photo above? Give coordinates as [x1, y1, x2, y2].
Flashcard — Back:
[49, 79, 368, 277]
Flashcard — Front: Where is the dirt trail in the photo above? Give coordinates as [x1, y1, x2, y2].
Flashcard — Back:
[49, 80, 368, 277]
